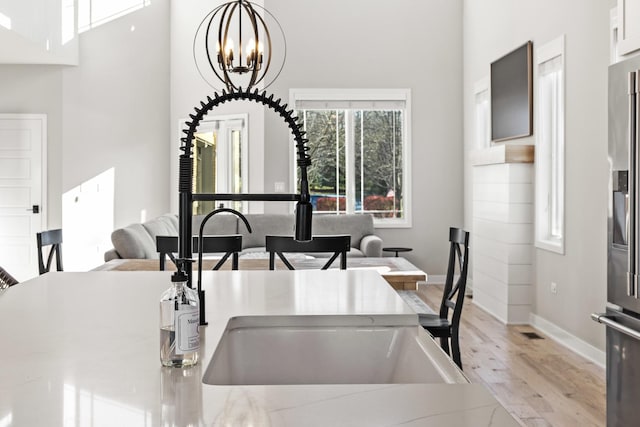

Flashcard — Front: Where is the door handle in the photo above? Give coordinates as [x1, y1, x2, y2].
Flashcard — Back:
[26, 205, 40, 214]
[592, 312, 640, 341]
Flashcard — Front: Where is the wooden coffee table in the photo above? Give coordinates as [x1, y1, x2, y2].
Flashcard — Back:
[94, 256, 427, 290]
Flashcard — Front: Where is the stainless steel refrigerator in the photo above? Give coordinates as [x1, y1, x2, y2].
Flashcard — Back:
[592, 54, 640, 426]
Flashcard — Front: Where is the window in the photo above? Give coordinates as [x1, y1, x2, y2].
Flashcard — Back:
[62, 0, 75, 45]
[188, 115, 248, 214]
[535, 35, 565, 254]
[78, 0, 150, 33]
[291, 89, 411, 227]
[474, 77, 490, 149]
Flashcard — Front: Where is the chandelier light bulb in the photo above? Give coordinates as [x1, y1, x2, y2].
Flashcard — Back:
[246, 38, 255, 59]
[224, 39, 234, 56]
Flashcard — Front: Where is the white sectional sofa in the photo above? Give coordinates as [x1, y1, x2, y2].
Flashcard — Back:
[104, 213, 383, 261]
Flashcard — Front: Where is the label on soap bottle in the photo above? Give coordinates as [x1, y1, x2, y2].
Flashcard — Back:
[174, 304, 199, 355]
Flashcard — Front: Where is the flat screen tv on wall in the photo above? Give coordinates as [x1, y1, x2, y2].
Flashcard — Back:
[490, 41, 533, 142]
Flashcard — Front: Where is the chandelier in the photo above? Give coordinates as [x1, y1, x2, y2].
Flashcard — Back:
[194, 0, 286, 92]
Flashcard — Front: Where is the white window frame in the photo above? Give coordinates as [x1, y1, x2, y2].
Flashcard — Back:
[535, 35, 565, 254]
[78, 0, 150, 33]
[474, 77, 491, 149]
[289, 88, 412, 228]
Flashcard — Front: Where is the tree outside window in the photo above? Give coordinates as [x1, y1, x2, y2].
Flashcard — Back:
[299, 108, 404, 220]
[291, 90, 410, 228]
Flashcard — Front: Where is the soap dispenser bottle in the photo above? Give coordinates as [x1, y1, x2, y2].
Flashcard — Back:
[160, 271, 199, 367]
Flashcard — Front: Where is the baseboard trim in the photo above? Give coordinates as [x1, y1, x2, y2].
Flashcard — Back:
[529, 313, 605, 369]
[471, 297, 509, 324]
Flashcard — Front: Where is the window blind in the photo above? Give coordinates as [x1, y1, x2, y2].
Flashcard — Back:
[294, 99, 406, 110]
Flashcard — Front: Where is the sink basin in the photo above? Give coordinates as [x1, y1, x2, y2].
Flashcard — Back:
[203, 315, 463, 385]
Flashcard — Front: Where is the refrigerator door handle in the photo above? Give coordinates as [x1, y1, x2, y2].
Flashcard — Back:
[628, 71, 638, 297]
[592, 312, 640, 341]
[635, 70, 640, 298]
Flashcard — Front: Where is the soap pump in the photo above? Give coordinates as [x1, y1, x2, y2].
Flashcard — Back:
[160, 270, 199, 367]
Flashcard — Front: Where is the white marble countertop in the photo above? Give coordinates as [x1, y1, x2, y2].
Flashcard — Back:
[0, 270, 517, 426]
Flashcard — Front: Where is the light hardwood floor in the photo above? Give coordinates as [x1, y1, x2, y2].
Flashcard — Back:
[416, 284, 606, 427]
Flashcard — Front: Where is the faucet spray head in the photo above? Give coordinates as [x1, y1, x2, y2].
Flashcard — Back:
[294, 201, 313, 242]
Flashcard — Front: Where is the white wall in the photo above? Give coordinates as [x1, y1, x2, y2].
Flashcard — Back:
[263, 0, 464, 273]
[62, 0, 170, 228]
[463, 0, 614, 350]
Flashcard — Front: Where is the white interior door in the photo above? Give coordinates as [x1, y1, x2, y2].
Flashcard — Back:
[0, 114, 46, 281]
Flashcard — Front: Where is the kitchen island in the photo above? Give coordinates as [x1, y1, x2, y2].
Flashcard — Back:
[0, 270, 517, 426]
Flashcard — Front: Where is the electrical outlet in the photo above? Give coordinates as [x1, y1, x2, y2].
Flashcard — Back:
[550, 282, 558, 294]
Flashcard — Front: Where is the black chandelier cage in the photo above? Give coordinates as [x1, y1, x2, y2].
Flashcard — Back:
[193, 0, 286, 92]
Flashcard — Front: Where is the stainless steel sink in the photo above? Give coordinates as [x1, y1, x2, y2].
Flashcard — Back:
[203, 315, 466, 385]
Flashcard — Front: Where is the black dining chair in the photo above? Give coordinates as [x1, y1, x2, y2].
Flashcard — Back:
[417, 227, 470, 369]
[265, 235, 351, 270]
[36, 229, 63, 275]
[0, 265, 19, 289]
[156, 235, 243, 271]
